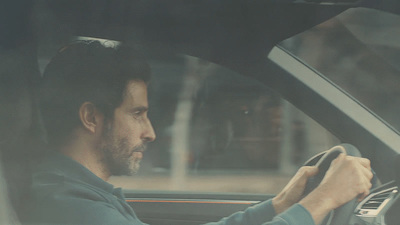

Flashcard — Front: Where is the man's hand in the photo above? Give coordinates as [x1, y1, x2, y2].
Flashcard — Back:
[272, 166, 318, 214]
[299, 154, 373, 224]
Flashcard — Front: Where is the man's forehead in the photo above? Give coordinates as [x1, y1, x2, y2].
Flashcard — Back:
[123, 80, 149, 106]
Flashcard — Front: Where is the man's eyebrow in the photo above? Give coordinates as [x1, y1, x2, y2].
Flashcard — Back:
[130, 106, 149, 112]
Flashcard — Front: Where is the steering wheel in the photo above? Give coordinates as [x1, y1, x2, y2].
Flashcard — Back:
[303, 144, 361, 225]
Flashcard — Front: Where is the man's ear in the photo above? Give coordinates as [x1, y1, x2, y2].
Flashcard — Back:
[79, 102, 103, 134]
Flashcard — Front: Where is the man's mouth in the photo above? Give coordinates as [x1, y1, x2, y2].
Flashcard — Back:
[133, 144, 146, 153]
[132, 151, 143, 160]
[131, 145, 146, 159]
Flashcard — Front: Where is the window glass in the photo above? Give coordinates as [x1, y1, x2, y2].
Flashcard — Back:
[109, 54, 340, 194]
[279, 8, 400, 133]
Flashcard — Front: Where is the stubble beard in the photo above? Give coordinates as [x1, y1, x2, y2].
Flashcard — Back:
[99, 122, 145, 176]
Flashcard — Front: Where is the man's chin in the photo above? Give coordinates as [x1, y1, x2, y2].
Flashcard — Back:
[127, 161, 141, 175]
[109, 160, 140, 176]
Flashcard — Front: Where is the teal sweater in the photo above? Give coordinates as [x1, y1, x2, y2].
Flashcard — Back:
[21, 153, 315, 225]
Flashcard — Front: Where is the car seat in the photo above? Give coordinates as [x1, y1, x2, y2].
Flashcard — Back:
[0, 43, 45, 223]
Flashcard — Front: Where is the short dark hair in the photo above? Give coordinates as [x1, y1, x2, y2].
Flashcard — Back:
[40, 40, 151, 146]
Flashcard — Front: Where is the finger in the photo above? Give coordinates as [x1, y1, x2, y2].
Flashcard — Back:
[360, 166, 373, 181]
[357, 175, 372, 201]
[297, 166, 318, 178]
[361, 174, 373, 190]
[335, 153, 346, 161]
[359, 167, 373, 189]
[354, 168, 372, 201]
[303, 166, 319, 177]
[330, 153, 345, 167]
[358, 183, 371, 202]
[357, 157, 371, 169]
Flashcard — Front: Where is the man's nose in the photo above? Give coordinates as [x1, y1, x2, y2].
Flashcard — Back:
[142, 119, 156, 143]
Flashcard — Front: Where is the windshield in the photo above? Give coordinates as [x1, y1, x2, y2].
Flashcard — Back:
[279, 8, 400, 133]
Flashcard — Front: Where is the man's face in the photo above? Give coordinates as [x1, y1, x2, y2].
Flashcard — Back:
[99, 80, 156, 176]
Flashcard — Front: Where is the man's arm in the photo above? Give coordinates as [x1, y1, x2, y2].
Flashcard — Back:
[205, 154, 372, 225]
[203, 199, 315, 225]
[272, 166, 319, 214]
[204, 199, 314, 225]
[263, 203, 315, 225]
[204, 166, 319, 225]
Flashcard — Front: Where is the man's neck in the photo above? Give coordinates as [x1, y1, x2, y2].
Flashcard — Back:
[59, 140, 111, 181]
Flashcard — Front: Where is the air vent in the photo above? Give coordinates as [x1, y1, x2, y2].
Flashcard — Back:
[356, 187, 398, 217]
[361, 191, 392, 210]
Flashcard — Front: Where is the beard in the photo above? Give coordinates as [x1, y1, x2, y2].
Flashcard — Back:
[99, 122, 145, 176]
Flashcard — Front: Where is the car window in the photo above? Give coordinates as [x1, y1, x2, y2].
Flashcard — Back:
[109, 54, 340, 194]
[279, 8, 400, 134]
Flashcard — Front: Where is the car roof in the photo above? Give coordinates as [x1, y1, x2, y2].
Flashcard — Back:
[5, 0, 397, 72]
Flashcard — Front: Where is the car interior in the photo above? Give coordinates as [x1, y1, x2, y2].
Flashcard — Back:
[2, 1, 400, 225]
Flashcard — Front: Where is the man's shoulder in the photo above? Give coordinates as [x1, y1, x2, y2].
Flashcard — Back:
[30, 170, 115, 204]
[29, 152, 116, 202]
[20, 153, 140, 225]
[21, 172, 125, 225]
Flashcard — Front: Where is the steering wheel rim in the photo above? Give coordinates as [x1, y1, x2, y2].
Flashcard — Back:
[303, 144, 361, 225]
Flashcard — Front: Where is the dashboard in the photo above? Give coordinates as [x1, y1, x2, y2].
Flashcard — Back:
[352, 181, 399, 225]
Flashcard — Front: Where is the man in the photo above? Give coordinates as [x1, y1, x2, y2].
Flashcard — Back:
[22, 40, 373, 225]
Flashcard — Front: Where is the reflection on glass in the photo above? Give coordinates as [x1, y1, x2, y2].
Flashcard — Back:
[280, 8, 400, 133]
[190, 73, 281, 170]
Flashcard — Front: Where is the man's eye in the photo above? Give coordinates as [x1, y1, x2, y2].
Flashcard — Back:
[130, 108, 148, 118]
[133, 111, 143, 116]
[133, 110, 147, 118]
